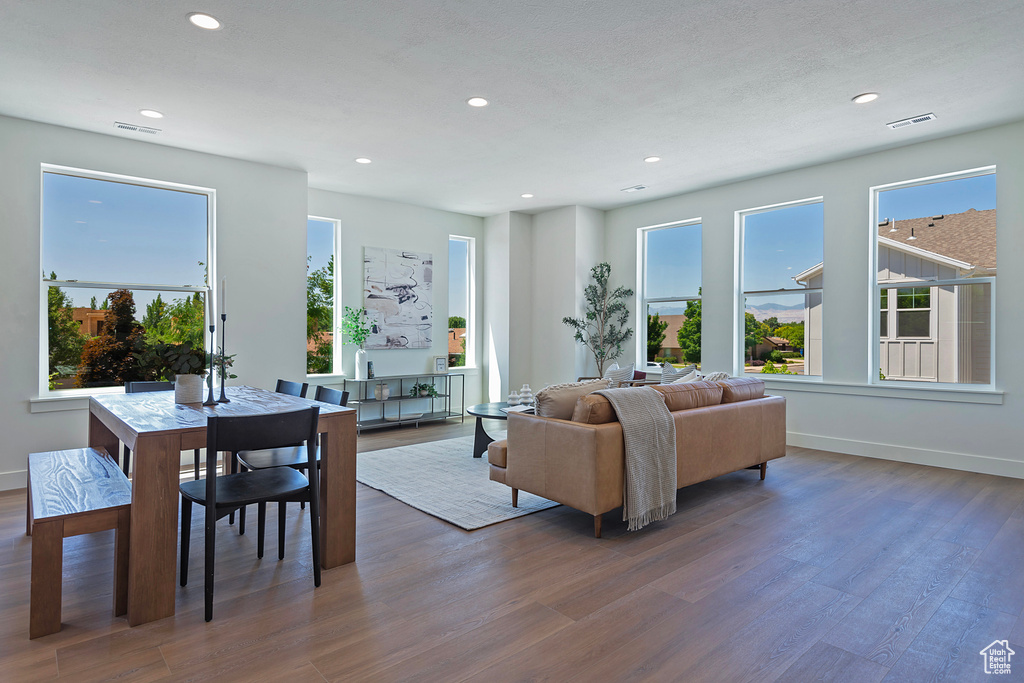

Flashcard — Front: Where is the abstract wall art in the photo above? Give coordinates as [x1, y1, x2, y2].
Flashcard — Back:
[363, 246, 433, 349]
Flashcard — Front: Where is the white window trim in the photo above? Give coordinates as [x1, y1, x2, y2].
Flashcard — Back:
[636, 218, 702, 366]
[449, 234, 476, 368]
[306, 215, 342, 379]
[735, 196, 824, 380]
[38, 164, 216, 398]
[868, 165, 996, 389]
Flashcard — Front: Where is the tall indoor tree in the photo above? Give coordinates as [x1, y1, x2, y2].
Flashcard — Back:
[563, 262, 634, 376]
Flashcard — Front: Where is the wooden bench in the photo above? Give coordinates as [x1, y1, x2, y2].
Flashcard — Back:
[27, 448, 132, 639]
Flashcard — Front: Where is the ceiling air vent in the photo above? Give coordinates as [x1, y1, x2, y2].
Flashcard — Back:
[114, 121, 161, 135]
[886, 113, 937, 130]
[621, 184, 648, 193]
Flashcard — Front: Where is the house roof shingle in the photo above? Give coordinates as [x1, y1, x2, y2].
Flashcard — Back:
[878, 208, 996, 270]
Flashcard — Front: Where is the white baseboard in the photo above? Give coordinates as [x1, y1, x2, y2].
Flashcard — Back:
[1, 469, 27, 492]
[788, 431, 1024, 480]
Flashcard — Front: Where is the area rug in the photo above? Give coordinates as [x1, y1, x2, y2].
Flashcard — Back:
[356, 435, 559, 530]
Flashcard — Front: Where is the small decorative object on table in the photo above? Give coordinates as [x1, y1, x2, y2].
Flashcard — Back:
[508, 390, 520, 406]
[434, 356, 448, 374]
[158, 342, 206, 404]
[519, 384, 534, 406]
[373, 382, 390, 401]
[367, 361, 375, 379]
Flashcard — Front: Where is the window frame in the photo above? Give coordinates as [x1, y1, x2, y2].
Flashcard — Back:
[306, 215, 342, 378]
[735, 196, 824, 380]
[636, 218, 703, 368]
[869, 165, 996, 388]
[38, 164, 216, 398]
[448, 234, 476, 369]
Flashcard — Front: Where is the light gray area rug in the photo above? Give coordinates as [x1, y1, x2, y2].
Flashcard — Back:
[356, 434, 559, 530]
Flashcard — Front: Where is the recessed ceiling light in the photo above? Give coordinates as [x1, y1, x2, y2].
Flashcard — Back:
[188, 13, 222, 30]
[466, 97, 489, 107]
[139, 109, 164, 119]
[644, 156, 661, 163]
[521, 193, 534, 199]
[355, 157, 372, 164]
[852, 92, 879, 104]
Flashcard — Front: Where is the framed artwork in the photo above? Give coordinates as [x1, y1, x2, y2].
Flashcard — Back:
[363, 246, 433, 349]
[434, 356, 448, 374]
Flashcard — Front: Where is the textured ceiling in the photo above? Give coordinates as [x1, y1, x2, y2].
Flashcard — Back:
[1, 1, 1022, 217]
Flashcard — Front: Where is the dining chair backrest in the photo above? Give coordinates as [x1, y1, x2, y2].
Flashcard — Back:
[126, 381, 175, 393]
[313, 385, 349, 407]
[204, 407, 320, 503]
[275, 379, 309, 398]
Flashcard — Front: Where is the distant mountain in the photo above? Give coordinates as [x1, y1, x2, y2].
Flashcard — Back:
[745, 301, 805, 323]
[746, 302, 803, 312]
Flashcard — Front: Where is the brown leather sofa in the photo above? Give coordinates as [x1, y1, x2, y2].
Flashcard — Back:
[487, 377, 786, 537]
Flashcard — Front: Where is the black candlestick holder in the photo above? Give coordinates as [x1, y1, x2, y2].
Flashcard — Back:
[203, 323, 217, 406]
[217, 313, 230, 403]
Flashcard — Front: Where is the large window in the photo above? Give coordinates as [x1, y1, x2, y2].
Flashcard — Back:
[640, 220, 702, 367]
[739, 199, 823, 377]
[448, 236, 474, 368]
[41, 166, 212, 392]
[873, 168, 996, 385]
[307, 216, 340, 375]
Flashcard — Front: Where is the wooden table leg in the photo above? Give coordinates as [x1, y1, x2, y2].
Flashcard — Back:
[124, 433, 180, 625]
[29, 519, 62, 639]
[318, 411, 356, 567]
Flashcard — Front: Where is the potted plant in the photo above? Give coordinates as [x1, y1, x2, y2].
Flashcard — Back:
[342, 306, 372, 380]
[163, 342, 207, 403]
[409, 382, 438, 398]
[562, 262, 634, 376]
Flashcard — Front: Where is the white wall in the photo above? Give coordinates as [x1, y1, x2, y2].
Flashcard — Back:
[0, 114, 308, 489]
[574, 206, 606, 379]
[307, 188, 485, 408]
[601, 120, 1024, 478]
[484, 213, 511, 402]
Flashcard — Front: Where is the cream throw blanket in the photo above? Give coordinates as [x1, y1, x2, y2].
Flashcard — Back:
[596, 386, 677, 531]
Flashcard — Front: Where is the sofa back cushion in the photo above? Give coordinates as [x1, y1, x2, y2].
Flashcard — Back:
[652, 381, 723, 411]
[718, 377, 765, 403]
[571, 393, 618, 424]
[535, 379, 610, 420]
[661, 364, 697, 383]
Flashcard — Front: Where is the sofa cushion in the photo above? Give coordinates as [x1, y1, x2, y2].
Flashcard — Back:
[487, 439, 508, 468]
[702, 371, 731, 382]
[718, 377, 765, 403]
[661, 364, 697, 383]
[571, 393, 618, 424]
[535, 379, 610, 419]
[603, 363, 634, 387]
[652, 381, 723, 411]
[670, 369, 701, 384]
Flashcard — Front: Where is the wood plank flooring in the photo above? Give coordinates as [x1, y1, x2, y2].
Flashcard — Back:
[2, 419, 1024, 681]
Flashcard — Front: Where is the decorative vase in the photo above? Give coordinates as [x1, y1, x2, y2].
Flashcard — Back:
[355, 348, 369, 380]
[419, 389, 430, 397]
[519, 384, 533, 406]
[174, 374, 203, 404]
[373, 383, 390, 401]
[508, 391, 520, 406]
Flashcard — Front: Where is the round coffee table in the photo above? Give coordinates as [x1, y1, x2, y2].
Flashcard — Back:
[466, 402, 509, 458]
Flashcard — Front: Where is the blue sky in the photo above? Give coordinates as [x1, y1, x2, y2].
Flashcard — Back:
[43, 173, 207, 309]
[878, 173, 996, 220]
[743, 202, 823, 291]
[307, 218, 334, 274]
[448, 238, 469, 321]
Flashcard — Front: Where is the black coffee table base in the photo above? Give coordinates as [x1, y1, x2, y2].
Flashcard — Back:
[466, 402, 510, 458]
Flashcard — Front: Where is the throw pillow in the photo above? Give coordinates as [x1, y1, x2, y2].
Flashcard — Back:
[602, 363, 634, 387]
[670, 369, 701, 384]
[535, 379, 611, 420]
[661, 364, 697, 384]
[702, 371, 730, 382]
[718, 377, 765, 403]
[571, 393, 618, 424]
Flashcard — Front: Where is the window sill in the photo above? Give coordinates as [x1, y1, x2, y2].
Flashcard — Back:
[760, 378, 1003, 405]
[30, 386, 124, 413]
[448, 366, 479, 375]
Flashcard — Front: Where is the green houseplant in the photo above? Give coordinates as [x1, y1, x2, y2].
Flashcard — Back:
[562, 262, 634, 376]
[342, 306, 373, 380]
[409, 382, 438, 398]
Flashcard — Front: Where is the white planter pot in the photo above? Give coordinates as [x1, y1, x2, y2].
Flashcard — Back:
[175, 374, 204, 404]
[355, 349, 369, 380]
[373, 383, 390, 401]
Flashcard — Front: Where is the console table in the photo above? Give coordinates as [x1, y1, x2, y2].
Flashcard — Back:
[343, 373, 465, 433]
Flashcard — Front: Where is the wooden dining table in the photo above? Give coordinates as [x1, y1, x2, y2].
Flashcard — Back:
[88, 385, 357, 626]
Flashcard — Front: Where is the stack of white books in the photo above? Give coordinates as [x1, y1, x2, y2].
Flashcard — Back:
[500, 404, 535, 414]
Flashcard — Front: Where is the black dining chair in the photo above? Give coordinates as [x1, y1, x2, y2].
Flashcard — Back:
[123, 381, 204, 480]
[275, 379, 309, 398]
[179, 407, 321, 622]
[236, 385, 348, 554]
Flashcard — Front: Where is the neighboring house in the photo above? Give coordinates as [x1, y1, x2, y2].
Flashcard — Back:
[72, 308, 106, 337]
[307, 330, 333, 353]
[652, 314, 687, 360]
[752, 336, 794, 360]
[448, 327, 466, 355]
[794, 209, 995, 382]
